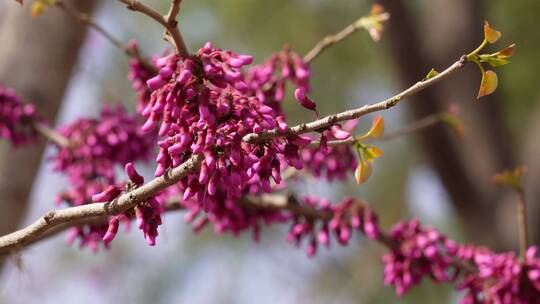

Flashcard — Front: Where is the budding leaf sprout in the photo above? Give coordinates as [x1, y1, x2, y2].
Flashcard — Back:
[30, 0, 56, 17]
[466, 21, 515, 99]
[367, 116, 385, 138]
[353, 116, 385, 184]
[440, 112, 465, 138]
[484, 21, 502, 43]
[478, 70, 499, 99]
[493, 166, 527, 192]
[425, 68, 440, 80]
[359, 4, 390, 42]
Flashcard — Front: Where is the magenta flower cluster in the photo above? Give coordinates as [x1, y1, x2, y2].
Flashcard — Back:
[51, 106, 155, 249]
[128, 42, 158, 115]
[301, 120, 358, 181]
[0, 83, 41, 146]
[286, 196, 379, 257]
[458, 246, 540, 304]
[380, 218, 540, 303]
[245, 46, 311, 115]
[137, 42, 313, 227]
[96, 163, 164, 246]
[382, 219, 456, 295]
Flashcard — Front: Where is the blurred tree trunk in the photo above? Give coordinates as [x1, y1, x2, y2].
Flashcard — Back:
[376, 0, 514, 248]
[0, 0, 98, 261]
[524, 98, 540, 244]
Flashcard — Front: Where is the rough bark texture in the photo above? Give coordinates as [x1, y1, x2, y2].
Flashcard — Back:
[377, 0, 514, 248]
[0, 0, 98, 253]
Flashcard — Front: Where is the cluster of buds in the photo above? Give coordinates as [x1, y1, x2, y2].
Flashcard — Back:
[126, 42, 316, 247]
[0, 83, 41, 146]
[457, 246, 540, 303]
[128, 42, 158, 114]
[301, 120, 358, 181]
[382, 220, 456, 295]
[286, 196, 379, 257]
[245, 46, 311, 115]
[95, 163, 164, 246]
[51, 106, 155, 249]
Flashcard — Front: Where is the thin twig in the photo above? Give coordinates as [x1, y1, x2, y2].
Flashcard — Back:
[517, 190, 529, 261]
[304, 12, 390, 63]
[53, 0, 157, 73]
[117, 0, 189, 57]
[243, 55, 468, 143]
[376, 114, 441, 142]
[55, 1, 135, 57]
[308, 113, 444, 148]
[32, 121, 70, 148]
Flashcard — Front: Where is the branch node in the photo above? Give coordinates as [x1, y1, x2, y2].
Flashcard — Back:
[43, 211, 55, 223]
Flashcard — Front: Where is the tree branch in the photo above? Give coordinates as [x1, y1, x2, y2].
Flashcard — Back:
[117, 0, 188, 57]
[0, 154, 202, 254]
[0, 52, 470, 254]
[55, 0, 135, 57]
[243, 55, 467, 143]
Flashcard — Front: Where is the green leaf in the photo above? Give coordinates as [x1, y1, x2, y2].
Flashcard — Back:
[488, 57, 510, 67]
[363, 145, 384, 162]
[477, 70, 498, 99]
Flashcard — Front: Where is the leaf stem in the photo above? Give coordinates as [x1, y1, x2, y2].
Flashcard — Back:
[517, 190, 529, 262]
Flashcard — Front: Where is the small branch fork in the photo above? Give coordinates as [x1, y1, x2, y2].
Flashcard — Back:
[117, 0, 189, 57]
[0, 54, 468, 254]
[54, 0, 138, 58]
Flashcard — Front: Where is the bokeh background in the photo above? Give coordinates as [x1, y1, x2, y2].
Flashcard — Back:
[0, 0, 539, 303]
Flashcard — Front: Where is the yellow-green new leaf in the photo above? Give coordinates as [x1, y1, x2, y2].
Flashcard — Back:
[477, 70, 498, 99]
[364, 145, 384, 162]
[492, 166, 527, 192]
[484, 21, 502, 44]
[367, 116, 385, 138]
[425, 68, 440, 80]
[355, 160, 372, 184]
[486, 56, 510, 67]
[494, 43, 516, 59]
[30, 1, 45, 17]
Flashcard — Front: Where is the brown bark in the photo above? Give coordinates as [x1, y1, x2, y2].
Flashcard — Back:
[376, 0, 514, 248]
[0, 0, 98, 255]
[523, 97, 540, 244]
